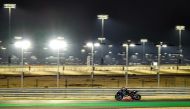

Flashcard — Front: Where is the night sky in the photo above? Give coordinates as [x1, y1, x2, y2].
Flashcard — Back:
[1, 0, 190, 63]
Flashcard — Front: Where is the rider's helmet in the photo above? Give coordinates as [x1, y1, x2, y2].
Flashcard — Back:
[121, 87, 128, 91]
[120, 87, 129, 95]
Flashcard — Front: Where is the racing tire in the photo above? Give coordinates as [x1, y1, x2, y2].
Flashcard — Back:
[133, 94, 141, 100]
[115, 94, 123, 101]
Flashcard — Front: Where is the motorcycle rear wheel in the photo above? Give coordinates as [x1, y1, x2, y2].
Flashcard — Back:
[115, 94, 123, 101]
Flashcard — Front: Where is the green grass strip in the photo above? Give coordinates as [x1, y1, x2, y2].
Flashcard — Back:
[0, 101, 190, 107]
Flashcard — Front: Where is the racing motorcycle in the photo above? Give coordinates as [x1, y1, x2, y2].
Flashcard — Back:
[115, 87, 141, 101]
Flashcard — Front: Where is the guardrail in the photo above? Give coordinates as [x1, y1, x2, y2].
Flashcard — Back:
[0, 88, 190, 98]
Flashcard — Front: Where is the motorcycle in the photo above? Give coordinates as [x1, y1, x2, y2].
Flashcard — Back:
[115, 88, 141, 101]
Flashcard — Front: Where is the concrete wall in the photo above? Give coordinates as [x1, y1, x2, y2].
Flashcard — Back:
[0, 75, 190, 88]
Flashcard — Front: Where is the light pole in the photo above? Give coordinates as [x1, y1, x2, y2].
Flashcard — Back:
[15, 40, 31, 88]
[97, 15, 109, 39]
[1, 47, 6, 50]
[145, 53, 153, 64]
[97, 14, 109, 65]
[4, 4, 16, 66]
[86, 42, 100, 87]
[140, 39, 148, 64]
[122, 43, 135, 86]
[1, 47, 7, 64]
[49, 38, 67, 88]
[4, 4, 16, 39]
[80, 49, 86, 64]
[176, 25, 185, 65]
[98, 37, 106, 44]
[156, 42, 167, 87]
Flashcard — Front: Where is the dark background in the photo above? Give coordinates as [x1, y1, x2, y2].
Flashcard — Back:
[0, 0, 190, 64]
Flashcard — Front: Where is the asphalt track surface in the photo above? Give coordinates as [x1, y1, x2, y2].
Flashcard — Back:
[0, 100, 190, 109]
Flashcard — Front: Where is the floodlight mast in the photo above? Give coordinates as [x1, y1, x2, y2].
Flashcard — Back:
[140, 39, 148, 64]
[176, 25, 185, 64]
[122, 42, 136, 87]
[86, 42, 100, 87]
[4, 4, 16, 66]
[15, 40, 31, 88]
[49, 38, 67, 88]
[97, 15, 109, 65]
[4, 4, 16, 39]
[97, 15, 109, 38]
[156, 42, 167, 87]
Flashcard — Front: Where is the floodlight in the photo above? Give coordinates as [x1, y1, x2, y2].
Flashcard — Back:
[97, 15, 109, 20]
[98, 37, 106, 41]
[162, 44, 167, 48]
[140, 39, 148, 43]
[129, 43, 136, 47]
[94, 43, 100, 47]
[15, 40, 31, 49]
[122, 43, 128, 47]
[108, 45, 113, 48]
[57, 37, 64, 40]
[4, 4, 16, 9]
[1, 47, 6, 50]
[81, 49, 85, 53]
[14, 36, 23, 40]
[176, 25, 185, 31]
[86, 42, 93, 47]
[49, 39, 67, 49]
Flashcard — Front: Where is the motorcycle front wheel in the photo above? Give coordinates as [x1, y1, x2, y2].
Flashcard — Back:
[133, 94, 141, 100]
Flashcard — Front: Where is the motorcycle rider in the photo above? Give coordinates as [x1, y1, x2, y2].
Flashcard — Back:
[120, 87, 129, 96]
[115, 87, 131, 101]
[115, 87, 140, 101]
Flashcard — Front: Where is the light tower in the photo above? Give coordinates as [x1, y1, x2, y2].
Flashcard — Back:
[15, 40, 31, 88]
[86, 42, 100, 87]
[176, 25, 185, 65]
[140, 39, 148, 64]
[156, 42, 167, 87]
[122, 41, 136, 86]
[4, 4, 16, 39]
[49, 37, 67, 87]
[97, 14, 109, 65]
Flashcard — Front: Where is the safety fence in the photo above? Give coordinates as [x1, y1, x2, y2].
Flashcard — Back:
[0, 88, 189, 98]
